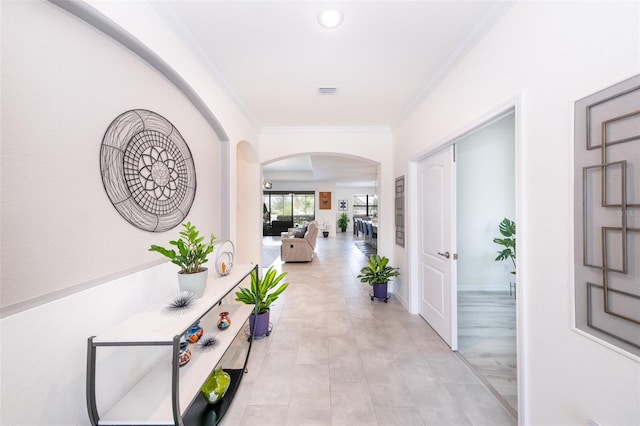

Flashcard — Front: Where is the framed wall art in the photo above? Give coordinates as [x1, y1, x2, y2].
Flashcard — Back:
[338, 199, 348, 211]
[395, 176, 405, 247]
[319, 192, 331, 209]
[573, 74, 639, 356]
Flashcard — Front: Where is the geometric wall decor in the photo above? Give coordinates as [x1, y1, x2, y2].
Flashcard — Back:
[395, 176, 405, 247]
[100, 109, 196, 232]
[573, 75, 639, 356]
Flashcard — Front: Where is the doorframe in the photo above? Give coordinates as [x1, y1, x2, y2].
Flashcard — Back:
[407, 94, 525, 420]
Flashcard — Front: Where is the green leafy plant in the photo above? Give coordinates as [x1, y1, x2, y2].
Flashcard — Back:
[149, 222, 216, 274]
[493, 217, 516, 274]
[337, 212, 350, 231]
[235, 266, 289, 314]
[357, 254, 400, 285]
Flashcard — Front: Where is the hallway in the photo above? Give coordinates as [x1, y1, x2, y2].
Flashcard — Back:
[222, 233, 517, 425]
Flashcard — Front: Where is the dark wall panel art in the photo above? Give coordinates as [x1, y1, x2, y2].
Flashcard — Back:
[574, 75, 640, 356]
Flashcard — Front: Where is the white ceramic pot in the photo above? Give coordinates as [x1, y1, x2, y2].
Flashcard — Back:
[177, 268, 208, 297]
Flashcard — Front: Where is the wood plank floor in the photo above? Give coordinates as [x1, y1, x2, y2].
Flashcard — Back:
[457, 291, 518, 416]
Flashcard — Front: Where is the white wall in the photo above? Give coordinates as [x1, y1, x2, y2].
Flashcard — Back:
[0, 0, 220, 310]
[457, 114, 515, 291]
[0, 1, 258, 424]
[394, 1, 639, 425]
[85, 0, 263, 280]
[236, 141, 262, 265]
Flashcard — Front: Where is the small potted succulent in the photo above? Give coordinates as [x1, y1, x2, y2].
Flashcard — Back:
[357, 254, 400, 302]
[149, 221, 216, 297]
[235, 266, 289, 337]
[337, 212, 350, 232]
[320, 218, 330, 238]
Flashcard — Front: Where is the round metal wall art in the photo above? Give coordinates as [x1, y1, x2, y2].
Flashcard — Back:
[100, 109, 196, 232]
[214, 240, 235, 276]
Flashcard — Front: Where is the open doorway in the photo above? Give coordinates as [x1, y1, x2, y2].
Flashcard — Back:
[456, 112, 517, 415]
[259, 154, 379, 267]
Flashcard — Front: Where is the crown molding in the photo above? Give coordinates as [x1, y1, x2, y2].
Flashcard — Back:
[393, 0, 516, 129]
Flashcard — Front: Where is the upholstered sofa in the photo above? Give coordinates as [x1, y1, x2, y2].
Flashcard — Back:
[281, 220, 318, 262]
[268, 220, 294, 236]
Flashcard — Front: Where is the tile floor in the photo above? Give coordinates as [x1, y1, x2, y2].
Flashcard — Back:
[221, 233, 517, 426]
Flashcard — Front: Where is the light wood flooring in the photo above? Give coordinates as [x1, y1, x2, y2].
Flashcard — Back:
[457, 291, 518, 416]
[219, 234, 517, 425]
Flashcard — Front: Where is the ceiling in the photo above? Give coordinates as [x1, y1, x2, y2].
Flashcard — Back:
[152, 1, 512, 185]
[262, 154, 378, 187]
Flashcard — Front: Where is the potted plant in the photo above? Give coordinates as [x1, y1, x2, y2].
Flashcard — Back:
[493, 217, 516, 274]
[235, 266, 289, 337]
[337, 212, 350, 232]
[357, 254, 400, 302]
[149, 221, 216, 297]
[320, 218, 330, 238]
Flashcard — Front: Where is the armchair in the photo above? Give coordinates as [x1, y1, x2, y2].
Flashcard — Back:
[281, 220, 319, 262]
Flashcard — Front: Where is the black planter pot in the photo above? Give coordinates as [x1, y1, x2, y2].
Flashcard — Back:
[322, 231, 329, 238]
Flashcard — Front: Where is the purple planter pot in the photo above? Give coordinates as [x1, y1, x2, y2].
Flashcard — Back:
[249, 311, 271, 337]
[373, 283, 388, 299]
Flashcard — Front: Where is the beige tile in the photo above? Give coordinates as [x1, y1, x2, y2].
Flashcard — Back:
[286, 399, 332, 426]
[268, 328, 302, 350]
[444, 383, 517, 426]
[330, 382, 378, 426]
[367, 378, 416, 407]
[245, 373, 292, 406]
[237, 404, 288, 426]
[297, 345, 330, 365]
[329, 351, 367, 383]
[224, 236, 517, 426]
[374, 406, 425, 426]
[290, 364, 331, 403]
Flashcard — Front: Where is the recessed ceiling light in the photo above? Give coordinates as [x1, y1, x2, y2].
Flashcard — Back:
[319, 9, 342, 29]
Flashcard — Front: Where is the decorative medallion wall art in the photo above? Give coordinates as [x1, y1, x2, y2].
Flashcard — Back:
[574, 75, 639, 356]
[100, 109, 196, 232]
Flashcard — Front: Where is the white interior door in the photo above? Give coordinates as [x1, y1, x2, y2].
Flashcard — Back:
[418, 146, 457, 350]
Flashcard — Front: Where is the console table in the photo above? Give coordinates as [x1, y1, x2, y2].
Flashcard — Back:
[86, 264, 258, 425]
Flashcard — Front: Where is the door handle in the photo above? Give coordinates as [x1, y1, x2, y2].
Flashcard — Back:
[437, 251, 450, 259]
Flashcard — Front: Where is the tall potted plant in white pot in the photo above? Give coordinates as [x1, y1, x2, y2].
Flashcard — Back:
[149, 221, 216, 297]
[357, 254, 400, 303]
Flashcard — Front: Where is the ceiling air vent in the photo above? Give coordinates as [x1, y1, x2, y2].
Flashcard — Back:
[318, 87, 338, 95]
